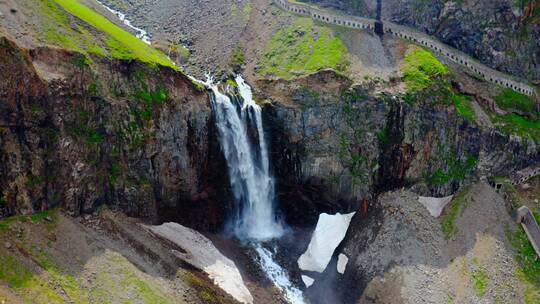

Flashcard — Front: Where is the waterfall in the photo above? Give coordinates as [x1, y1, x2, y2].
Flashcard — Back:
[207, 76, 305, 304]
[88, 3, 304, 303]
[206, 75, 284, 241]
[95, 0, 152, 44]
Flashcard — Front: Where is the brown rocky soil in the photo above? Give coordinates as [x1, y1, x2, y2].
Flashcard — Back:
[310, 182, 525, 304]
[98, 0, 253, 78]
[0, 207, 287, 304]
[0, 208, 232, 303]
[89, 0, 409, 83]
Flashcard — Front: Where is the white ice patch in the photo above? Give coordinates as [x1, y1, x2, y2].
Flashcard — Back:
[418, 195, 454, 217]
[298, 212, 356, 273]
[145, 223, 253, 304]
[337, 253, 349, 274]
[301, 275, 315, 288]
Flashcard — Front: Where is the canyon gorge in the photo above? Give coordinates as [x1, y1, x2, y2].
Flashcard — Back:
[0, 0, 539, 303]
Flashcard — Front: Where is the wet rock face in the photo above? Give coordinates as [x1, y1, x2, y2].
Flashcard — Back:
[258, 70, 539, 226]
[0, 37, 229, 231]
[300, 0, 540, 82]
[259, 72, 382, 226]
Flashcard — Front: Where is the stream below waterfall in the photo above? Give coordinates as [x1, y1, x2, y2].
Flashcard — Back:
[94, 4, 306, 303]
[207, 75, 305, 304]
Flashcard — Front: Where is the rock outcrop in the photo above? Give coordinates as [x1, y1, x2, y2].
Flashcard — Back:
[145, 222, 254, 304]
[258, 70, 539, 226]
[0, 37, 230, 230]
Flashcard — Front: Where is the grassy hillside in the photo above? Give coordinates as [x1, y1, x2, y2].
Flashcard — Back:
[24, 0, 175, 68]
[256, 17, 349, 79]
[54, 0, 174, 67]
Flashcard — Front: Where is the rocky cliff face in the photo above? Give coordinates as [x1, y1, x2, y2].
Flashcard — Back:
[257, 70, 539, 226]
[2, 34, 538, 234]
[0, 37, 230, 230]
[300, 0, 540, 83]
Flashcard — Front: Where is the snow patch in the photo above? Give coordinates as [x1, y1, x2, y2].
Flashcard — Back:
[298, 212, 356, 273]
[418, 195, 454, 217]
[337, 253, 349, 274]
[145, 223, 253, 304]
[301, 275, 314, 288]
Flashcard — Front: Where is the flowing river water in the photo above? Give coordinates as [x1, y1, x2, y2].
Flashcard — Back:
[206, 76, 305, 304]
[206, 76, 284, 240]
[95, 3, 306, 303]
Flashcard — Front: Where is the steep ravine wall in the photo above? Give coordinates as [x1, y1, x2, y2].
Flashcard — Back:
[272, 0, 536, 97]
[1, 36, 539, 238]
[258, 71, 540, 226]
[0, 37, 231, 231]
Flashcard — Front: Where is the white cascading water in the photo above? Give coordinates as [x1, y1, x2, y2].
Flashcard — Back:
[255, 244, 306, 304]
[206, 75, 284, 240]
[206, 76, 305, 304]
[90, 2, 304, 302]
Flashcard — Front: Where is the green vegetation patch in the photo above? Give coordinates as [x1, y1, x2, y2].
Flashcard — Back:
[469, 265, 489, 297]
[399, 46, 476, 122]
[26, 245, 90, 304]
[91, 252, 174, 304]
[523, 283, 540, 304]
[425, 153, 477, 186]
[506, 206, 540, 303]
[0, 209, 58, 231]
[402, 77, 476, 123]
[440, 187, 470, 239]
[53, 0, 175, 68]
[495, 88, 536, 114]
[489, 88, 540, 142]
[225, 79, 238, 88]
[231, 45, 245, 67]
[508, 209, 540, 286]
[257, 17, 349, 79]
[401, 46, 448, 92]
[490, 112, 540, 142]
[181, 270, 223, 303]
[135, 87, 168, 106]
[451, 92, 475, 121]
[38, 0, 82, 50]
[0, 251, 65, 303]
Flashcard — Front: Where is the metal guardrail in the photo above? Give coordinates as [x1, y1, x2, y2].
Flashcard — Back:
[272, 0, 537, 97]
[517, 206, 540, 259]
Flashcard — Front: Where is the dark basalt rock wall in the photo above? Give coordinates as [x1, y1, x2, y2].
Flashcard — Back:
[0, 37, 230, 231]
[1, 36, 538, 236]
[257, 70, 539, 227]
